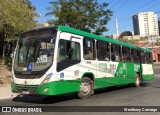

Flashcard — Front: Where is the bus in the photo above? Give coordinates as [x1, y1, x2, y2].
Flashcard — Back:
[11, 26, 154, 99]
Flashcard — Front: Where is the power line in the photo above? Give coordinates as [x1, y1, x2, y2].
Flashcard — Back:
[108, 0, 160, 34]
[109, 0, 121, 9]
[113, 0, 128, 13]
[118, 0, 159, 21]
[108, 0, 158, 24]
[108, 0, 114, 5]
[141, 1, 160, 12]
[117, 1, 160, 29]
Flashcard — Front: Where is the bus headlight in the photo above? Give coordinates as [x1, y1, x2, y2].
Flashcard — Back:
[41, 73, 53, 85]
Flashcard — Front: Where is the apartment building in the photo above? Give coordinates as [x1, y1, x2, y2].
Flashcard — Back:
[158, 18, 160, 35]
[132, 12, 159, 37]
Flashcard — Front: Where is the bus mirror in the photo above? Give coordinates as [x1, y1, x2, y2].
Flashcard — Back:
[69, 36, 73, 49]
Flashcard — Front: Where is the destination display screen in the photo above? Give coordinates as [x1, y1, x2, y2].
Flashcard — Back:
[20, 27, 57, 39]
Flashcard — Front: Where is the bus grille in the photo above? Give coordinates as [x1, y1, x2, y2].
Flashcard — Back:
[16, 87, 37, 94]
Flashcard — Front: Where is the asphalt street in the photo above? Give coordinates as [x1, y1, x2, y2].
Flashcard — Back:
[1, 74, 160, 106]
[0, 69, 160, 114]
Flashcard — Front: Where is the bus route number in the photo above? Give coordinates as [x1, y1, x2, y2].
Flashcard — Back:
[36, 55, 47, 63]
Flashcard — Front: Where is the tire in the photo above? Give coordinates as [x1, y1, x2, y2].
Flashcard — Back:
[134, 74, 141, 87]
[78, 77, 94, 99]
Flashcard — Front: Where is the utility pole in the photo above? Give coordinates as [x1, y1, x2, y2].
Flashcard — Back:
[116, 18, 119, 40]
[116, 18, 119, 35]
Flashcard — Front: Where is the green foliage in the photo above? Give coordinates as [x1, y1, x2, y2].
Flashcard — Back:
[0, 0, 37, 41]
[119, 31, 132, 39]
[46, 0, 112, 35]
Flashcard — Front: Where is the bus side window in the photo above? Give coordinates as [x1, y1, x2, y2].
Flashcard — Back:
[131, 49, 134, 62]
[131, 49, 139, 63]
[146, 52, 152, 64]
[140, 51, 146, 63]
[83, 37, 95, 60]
[150, 52, 153, 63]
[70, 42, 80, 60]
[57, 39, 81, 72]
[97, 40, 109, 61]
[122, 47, 131, 62]
[111, 44, 115, 61]
[58, 39, 80, 62]
[137, 50, 140, 63]
[111, 44, 120, 62]
[146, 52, 149, 64]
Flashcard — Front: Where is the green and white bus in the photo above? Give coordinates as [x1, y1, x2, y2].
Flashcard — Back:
[11, 26, 154, 98]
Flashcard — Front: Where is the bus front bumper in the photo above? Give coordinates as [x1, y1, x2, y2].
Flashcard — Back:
[11, 80, 80, 96]
[11, 82, 57, 96]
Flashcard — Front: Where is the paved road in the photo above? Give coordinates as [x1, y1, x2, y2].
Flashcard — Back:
[1, 74, 159, 106]
[1, 74, 160, 105]
[0, 70, 160, 114]
[154, 63, 160, 74]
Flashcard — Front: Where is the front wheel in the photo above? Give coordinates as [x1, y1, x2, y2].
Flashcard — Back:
[78, 77, 94, 99]
[135, 74, 141, 87]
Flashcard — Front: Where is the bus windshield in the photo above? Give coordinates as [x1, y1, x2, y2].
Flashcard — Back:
[14, 28, 57, 73]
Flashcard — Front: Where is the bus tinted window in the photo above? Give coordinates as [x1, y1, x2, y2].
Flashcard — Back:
[111, 44, 121, 61]
[140, 51, 145, 63]
[97, 41, 110, 61]
[83, 37, 95, 60]
[122, 47, 131, 62]
[146, 52, 152, 64]
[58, 39, 80, 62]
[131, 49, 139, 63]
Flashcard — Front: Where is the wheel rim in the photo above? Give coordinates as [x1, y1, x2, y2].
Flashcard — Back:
[80, 81, 91, 95]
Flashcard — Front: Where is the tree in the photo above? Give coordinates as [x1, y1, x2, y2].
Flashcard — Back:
[46, 0, 112, 35]
[119, 31, 132, 39]
[0, 0, 36, 41]
[0, 0, 36, 62]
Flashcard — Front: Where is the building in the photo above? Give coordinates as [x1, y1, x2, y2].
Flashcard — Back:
[132, 12, 159, 37]
[153, 47, 160, 62]
[44, 22, 49, 27]
[158, 18, 160, 35]
[111, 34, 120, 39]
[122, 35, 141, 40]
[134, 40, 149, 47]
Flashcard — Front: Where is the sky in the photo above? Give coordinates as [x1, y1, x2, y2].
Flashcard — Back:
[30, 0, 160, 36]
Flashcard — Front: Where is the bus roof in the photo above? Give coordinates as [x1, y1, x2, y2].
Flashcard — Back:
[58, 26, 152, 53]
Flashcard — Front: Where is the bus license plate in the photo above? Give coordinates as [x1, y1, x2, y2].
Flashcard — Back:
[22, 91, 29, 94]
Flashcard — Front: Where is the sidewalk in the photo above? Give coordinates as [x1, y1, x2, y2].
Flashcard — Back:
[154, 62, 160, 69]
[0, 83, 19, 100]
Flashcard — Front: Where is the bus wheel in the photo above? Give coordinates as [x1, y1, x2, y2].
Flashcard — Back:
[78, 77, 93, 99]
[135, 74, 141, 87]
